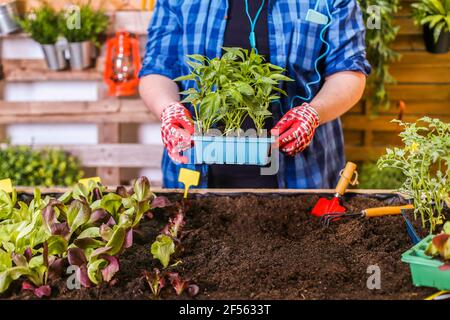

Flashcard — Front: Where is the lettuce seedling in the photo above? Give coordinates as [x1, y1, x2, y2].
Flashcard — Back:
[426, 222, 450, 263]
[151, 235, 175, 268]
[144, 268, 165, 297]
[162, 211, 185, 239]
[167, 272, 199, 297]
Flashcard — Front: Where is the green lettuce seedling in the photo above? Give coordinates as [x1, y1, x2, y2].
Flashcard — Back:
[426, 222, 450, 264]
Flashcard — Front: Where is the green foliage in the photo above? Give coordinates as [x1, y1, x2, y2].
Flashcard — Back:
[151, 235, 175, 268]
[357, 0, 401, 113]
[425, 221, 450, 259]
[0, 145, 83, 187]
[0, 176, 162, 295]
[378, 117, 450, 233]
[17, 2, 61, 44]
[358, 161, 405, 189]
[59, 2, 109, 46]
[175, 48, 293, 136]
[412, 0, 450, 43]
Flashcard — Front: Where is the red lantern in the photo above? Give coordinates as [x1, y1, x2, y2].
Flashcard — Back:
[104, 31, 141, 97]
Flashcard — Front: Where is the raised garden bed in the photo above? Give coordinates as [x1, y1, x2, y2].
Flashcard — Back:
[1, 190, 441, 300]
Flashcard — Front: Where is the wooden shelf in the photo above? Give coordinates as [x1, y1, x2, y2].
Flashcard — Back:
[2, 59, 103, 82]
[0, 32, 29, 39]
[0, 99, 156, 123]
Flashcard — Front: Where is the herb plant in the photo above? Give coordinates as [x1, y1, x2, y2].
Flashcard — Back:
[412, 0, 450, 43]
[377, 117, 450, 232]
[17, 2, 61, 44]
[175, 48, 293, 136]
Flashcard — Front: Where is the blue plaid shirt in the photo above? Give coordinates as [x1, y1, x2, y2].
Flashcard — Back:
[139, 0, 371, 189]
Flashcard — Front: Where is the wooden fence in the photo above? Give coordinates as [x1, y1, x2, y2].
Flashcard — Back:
[343, 1, 450, 161]
[0, 1, 449, 186]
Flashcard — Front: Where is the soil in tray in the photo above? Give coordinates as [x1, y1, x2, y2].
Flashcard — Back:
[3, 194, 438, 300]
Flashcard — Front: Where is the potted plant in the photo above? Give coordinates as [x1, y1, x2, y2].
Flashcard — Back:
[59, 2, 109, 70]
[402, 222, 450, 290]
[175, 48, 293, 165]
[17, 2, 67, 71]
[0, 0, 21, 35]
[412, 0, 450, 53]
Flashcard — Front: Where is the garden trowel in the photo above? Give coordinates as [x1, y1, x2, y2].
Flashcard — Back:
[178, 168, 200, 199]
[311, 162, 358, 217]
[320, 204, 415, 227]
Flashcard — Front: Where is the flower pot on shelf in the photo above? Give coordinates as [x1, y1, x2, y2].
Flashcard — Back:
[402, 235, 450, 290]
[0, 1, 21, 35]
[41, 43, 68, 71]
[423, 25, 450, 54]
[68, 40, 96, 70]
[190, 136, 274, 165]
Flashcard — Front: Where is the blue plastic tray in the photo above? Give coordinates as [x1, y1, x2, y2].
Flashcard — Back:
[189, 136, 274, 165]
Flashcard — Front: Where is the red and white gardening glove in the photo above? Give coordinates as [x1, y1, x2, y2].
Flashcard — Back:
[271, 103, 320, 156]
[161, 102, 195, 164]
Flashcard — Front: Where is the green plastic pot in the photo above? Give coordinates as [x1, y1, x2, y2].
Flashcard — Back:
[402, 235, 450, 290]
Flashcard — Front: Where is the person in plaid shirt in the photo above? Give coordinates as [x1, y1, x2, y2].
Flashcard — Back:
[139, 0, 371, 189]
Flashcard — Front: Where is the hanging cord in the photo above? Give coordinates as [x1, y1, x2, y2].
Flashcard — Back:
[245, 0, 266, 54]
[289, 0, 333, 110]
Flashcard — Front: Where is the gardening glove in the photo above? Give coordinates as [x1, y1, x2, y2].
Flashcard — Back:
[271, 103, 320, 156]
[161, 102, 195, 164]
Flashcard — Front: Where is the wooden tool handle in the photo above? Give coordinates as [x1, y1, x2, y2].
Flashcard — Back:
[335, 162, 358, 196]
[363, 205, 415, 218]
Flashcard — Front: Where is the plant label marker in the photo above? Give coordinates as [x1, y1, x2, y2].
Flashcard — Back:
[79, 177, 102, 187]
[178, 169, 200, 199]
[0, 179, 13, 193]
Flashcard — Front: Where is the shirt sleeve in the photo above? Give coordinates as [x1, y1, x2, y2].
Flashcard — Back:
[139, 0, 182, 79]
[323, 0, 372, 77]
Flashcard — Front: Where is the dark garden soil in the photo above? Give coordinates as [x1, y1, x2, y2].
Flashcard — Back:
[3, 193, 440, 300]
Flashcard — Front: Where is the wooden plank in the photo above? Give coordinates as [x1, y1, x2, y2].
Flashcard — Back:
[25, 0, 146, 11]
[372, 132, 403, 147]
[395, 17, 422, 35]
[397, 5, 412, 17]
[0, 100, 157, 123]
[393, 51, 450, 66]
[392, 35, 425, 51]
[0, 100, 120, 115]
[341, 115, 450, 131]
[3, 60, 102, 82]
[97, 123, 121, 185]
[343, 130, 364, 146]
[14, 186, 399, 195]
[390, 66, 450, 83]
[27, 144, 163, 168]
[345, 146, 388, 162]
[0, 112, 155, 124]
[374, 101, 450, 116]
[385, 84, 450, 100]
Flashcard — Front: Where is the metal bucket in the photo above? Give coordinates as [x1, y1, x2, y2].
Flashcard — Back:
[41, 44, 68, 71]
[0, 1, 21, 35]
[68, 41, 95, 70]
